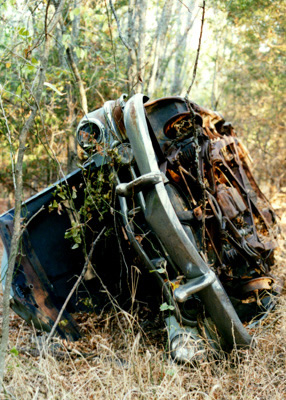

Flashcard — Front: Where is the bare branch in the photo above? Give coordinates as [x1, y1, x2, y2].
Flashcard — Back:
[0, 93, 16, 189]
[185, 0, 206, 98]
[177, 0, 193, 13]
[109, 0, 132, 51]
[45, 0, 51, 39]
[46, 227, 106, 343]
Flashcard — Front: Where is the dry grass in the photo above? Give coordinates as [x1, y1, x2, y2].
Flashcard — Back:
[1, 304, 286, 400]
[0, 195, 285, 400]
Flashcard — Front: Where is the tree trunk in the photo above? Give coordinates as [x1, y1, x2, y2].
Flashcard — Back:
[171, 1, 196, 95]
[0, 0, 65, 390]
[127, 0, 137, 95]
[147, 0, 173, 97]
[135, 0, 147, 93]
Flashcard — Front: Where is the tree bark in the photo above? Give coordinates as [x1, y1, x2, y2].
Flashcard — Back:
[147, 0, 173, 97]
[126, 0, 137, 95]
[66, 47, 88, 115]
[0, 0, 65, 390]
[171, 1, 196, 95]
[185, 0, 206, 98]
[135, 0, 147, 93]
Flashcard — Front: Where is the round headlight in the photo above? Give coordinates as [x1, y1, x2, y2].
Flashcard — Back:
[76, 119, 106, 151]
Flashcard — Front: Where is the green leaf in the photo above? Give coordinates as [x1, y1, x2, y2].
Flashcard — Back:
[81, 48, 87, 59]
[57, 192, 66, 200]
[160, 303, 175, 312]
[74, 236, 82, 244]
[73, 7, 80, 16]
[166, 369, 176, 376]
[44, 82, 65, 96]
[64, 231, 72, 239]
[70, 7, 80, 21]
[71, 243, 79, 249]
[62, 34, 71, 49]
[10, 347, 19, 356]
[75, 47, 81, 59]
[19, 28, 29, 37]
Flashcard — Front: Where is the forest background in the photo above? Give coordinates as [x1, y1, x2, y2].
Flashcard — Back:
[0, 0, 285, 399]
[0, 0, 285, 200]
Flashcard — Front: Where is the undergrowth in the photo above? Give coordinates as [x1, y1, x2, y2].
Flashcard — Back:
[0, 196, 285, 400]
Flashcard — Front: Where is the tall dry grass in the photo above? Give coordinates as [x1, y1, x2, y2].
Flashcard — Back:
[0, 194, 285, 400]
[1, 300, 285, 400]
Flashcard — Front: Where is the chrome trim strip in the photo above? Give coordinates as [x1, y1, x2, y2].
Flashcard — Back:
[124, 93, 209, 279]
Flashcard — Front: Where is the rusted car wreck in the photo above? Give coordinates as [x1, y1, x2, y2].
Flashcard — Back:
[0, 94, 281, 362]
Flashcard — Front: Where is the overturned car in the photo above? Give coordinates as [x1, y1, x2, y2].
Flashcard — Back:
[0, 94, 282, 362]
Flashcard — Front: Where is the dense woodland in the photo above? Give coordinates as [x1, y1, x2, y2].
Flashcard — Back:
[0, 0, 285, 201]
